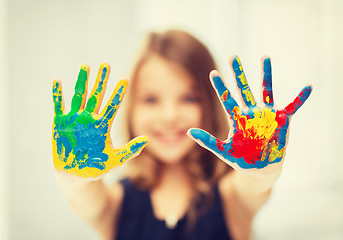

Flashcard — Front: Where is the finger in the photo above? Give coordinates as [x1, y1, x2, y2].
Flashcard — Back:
[284, 85, 312, 116]
[71, 64, 89, 113]
[85, 63, 111, 114]
[52, 79, 64, 116]
[188, 128, 228, 156]
[230, 56, 256, 107]
[116, 136, 149, 163]
[99, 79, 128, 127]
[210, 70, 239, 119]
[261, 56, 274, 107]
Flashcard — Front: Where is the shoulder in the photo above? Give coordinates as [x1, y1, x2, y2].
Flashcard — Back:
[116, 178, 150, 211]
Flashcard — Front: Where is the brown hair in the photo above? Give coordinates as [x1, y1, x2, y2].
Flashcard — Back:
[122, 29, 231, 228]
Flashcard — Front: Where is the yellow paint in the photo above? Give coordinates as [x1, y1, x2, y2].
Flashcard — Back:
[232, 106, 283, 162]
[52, 80, 64, 114]
[52, 67, 149, 179]
[267, 141, 284, 162]
[236, 57, 244, 72]
[52, 132, 149, 178]
[237, 74, 256, 106]
[221, 90, 228, 101]
[266, 96, 270, 104]
[234, 107, 277, 140]
[242, 88, 256, 105]
[238, 72, 248, 85]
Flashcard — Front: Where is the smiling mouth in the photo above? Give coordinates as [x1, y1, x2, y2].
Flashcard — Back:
[153, 130, 187, 145]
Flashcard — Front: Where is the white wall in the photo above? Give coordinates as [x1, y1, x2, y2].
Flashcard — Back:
[5, 0, 343, 239]
[0, 0, 9, 238]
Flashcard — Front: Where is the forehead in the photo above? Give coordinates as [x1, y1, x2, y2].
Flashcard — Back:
[135, 55, 197, 93]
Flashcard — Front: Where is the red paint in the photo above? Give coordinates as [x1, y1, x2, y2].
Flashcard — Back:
[284, 96, 300, 115]
[229, 110, 267, 164]
[263, 88, 274, 104]
[221, 90, 228, 101]
[229, 129, 265, 164]
[275, 110, 287, 127]
[284, 87, 310, 115]
[216, 139, 225, 151]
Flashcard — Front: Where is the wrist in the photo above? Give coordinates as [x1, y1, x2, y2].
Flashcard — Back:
[232, 167, 281, 195]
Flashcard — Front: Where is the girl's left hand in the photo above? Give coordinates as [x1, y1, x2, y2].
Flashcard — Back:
[52, 63, 149, 180]
[188, 56, 312, 176]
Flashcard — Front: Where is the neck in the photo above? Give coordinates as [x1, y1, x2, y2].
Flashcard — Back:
[157, 162, 191, 190]
[151, 161, 193, 224]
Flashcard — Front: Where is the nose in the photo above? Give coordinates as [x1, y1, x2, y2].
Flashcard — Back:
[160, 100, 178, 123]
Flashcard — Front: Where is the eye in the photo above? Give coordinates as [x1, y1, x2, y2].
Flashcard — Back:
[182, 94, 200, 103]
[142, 96, 158, 104]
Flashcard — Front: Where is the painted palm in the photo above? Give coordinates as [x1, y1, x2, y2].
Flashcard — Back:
[52, 63, 148, 179]
[189, 56, 312, 171]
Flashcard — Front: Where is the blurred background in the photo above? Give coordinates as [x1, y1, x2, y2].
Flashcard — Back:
[0, 0, 342, 239]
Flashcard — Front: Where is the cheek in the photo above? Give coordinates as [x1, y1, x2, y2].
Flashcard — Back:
[181, 105, 203, 127]
[131, 104, 160, 136]
[131, 106, 149, 136]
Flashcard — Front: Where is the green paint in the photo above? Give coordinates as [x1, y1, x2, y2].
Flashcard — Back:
[85, 67, 108, 113]
[85, 94, 98, 113]
[71, 67, 88, 113]
[53, 81, 63, 115]
[55, 110, 97, 151]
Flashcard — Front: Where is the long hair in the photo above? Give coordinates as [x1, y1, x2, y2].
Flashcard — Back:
[122, 29, 231, 228]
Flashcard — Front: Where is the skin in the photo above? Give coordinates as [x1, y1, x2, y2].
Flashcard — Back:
[188, 56, 312, 239]
[130, 55, 204, 223]
[188, 56, 312, 176]
[131, 55, 203, 165]
[52, 63, 149, 180]
[53, 56, 312, 240]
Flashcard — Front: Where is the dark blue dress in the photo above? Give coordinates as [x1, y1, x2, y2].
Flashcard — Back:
[116, 179, 232, 240]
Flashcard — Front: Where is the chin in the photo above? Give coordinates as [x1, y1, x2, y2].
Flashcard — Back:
[146, 136, 196, 165]
[147, 145, 189, 165]
[157, 155, 185, 165]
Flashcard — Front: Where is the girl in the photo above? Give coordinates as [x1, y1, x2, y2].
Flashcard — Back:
[52, 30, 312, 240]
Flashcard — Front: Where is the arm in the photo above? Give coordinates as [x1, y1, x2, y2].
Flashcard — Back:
[188, 56, 312, 239]
[52, 63, 148, 238]
[55, 172, 123, 239]
[219, 169, 278, 239]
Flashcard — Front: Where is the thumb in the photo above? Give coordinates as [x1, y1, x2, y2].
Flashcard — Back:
[187, 128, 227, 155]
[115, 136, 149, 164]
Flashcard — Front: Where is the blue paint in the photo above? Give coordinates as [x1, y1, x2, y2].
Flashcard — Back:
[212, 75, 238, 115]
[263, 58, 274, 107]
[54, 109, 110, 171]
[100, 86, 124, 127]
[245, 108, 256, 120]
[60, 135, 72, 160]
[189, 128, 283, 169]
[65, 122, 109, 170]
[96, 67, 107, 92]
[278, 128, 288, 150]
[54, 114, 79, 160]
[118, 140, 148, 163]
[130, 141, 147, 155]
[231, 57, 244, 79]
[232, 57, 256, 107]
[53, 82, 63, 115]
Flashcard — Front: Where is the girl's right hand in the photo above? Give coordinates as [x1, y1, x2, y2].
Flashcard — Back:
[52, 63, 149, 180]
[188, 56, 312, 177]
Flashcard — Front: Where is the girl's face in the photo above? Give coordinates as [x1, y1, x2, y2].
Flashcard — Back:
[131, 55, 203, 165]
